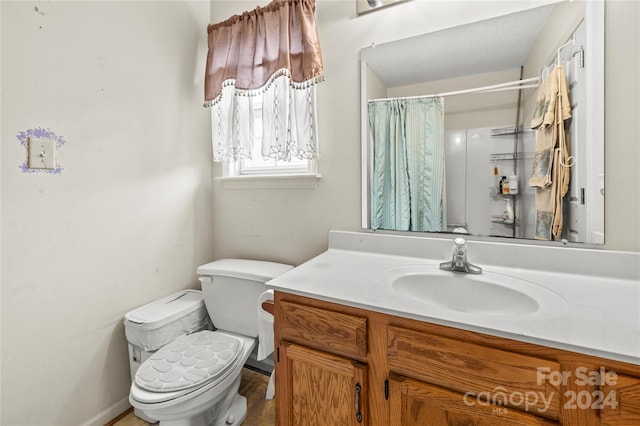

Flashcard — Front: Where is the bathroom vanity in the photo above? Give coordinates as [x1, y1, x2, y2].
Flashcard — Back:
[267, 231, 640, 426]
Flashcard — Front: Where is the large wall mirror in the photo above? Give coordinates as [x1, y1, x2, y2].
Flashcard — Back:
[360, 1, 604, 245]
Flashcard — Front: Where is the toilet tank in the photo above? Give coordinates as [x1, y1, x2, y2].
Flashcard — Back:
[197, 259, 293, 337]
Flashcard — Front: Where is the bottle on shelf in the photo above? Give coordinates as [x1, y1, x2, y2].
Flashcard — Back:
[503, 198, 514, 224]
[509, 173, 519, 195]
[500, 176, 510, 194]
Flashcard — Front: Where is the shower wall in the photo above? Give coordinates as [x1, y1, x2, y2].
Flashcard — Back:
[445, 127, 536, 239]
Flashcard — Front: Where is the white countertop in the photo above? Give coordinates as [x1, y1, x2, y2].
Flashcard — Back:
[267, 231, 640, 365]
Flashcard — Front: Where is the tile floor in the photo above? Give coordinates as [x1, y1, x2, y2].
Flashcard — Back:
[111, 368, 274, 426]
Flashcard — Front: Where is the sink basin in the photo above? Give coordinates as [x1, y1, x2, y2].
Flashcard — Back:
[388, 266, 566, 318]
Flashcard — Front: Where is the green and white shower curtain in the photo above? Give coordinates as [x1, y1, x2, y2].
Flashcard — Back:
[369, 97, 446, 232]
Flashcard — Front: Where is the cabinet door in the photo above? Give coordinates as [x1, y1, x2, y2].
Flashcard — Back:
[278, 342, 367, 426]
[389, 374, 558, 426]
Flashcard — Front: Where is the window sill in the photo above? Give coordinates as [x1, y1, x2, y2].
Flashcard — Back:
[215, 173, 322, 189]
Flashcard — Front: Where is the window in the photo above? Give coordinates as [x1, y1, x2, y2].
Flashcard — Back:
[217, 94, 318, 179]
[204, 0, 324, 189]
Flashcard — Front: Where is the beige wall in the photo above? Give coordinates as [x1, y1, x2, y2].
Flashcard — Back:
[211, 0, 639, 265]
[1, 1, 213, 424]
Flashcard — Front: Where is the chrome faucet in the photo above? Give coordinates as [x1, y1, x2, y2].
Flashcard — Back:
[439, 237, 482, 274]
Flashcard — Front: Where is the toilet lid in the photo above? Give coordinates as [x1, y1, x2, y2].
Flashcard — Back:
[135, 330, 243, 392]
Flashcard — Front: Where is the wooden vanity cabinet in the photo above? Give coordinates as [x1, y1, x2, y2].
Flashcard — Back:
[273, 292, 640, 426]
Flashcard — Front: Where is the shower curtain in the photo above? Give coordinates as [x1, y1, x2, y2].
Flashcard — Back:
[369, 97, 446, 232]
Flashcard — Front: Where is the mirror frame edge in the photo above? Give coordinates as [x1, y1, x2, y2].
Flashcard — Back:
[360, 57, 372, 230]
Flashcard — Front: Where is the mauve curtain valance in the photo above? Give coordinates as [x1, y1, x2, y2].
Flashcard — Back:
[204, 0, 324, 105]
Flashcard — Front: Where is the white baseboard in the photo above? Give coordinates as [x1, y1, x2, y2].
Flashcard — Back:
[81, 397, 131, 426]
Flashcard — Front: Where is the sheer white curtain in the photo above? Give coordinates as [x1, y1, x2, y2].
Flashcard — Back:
[204, 0, 324, 163]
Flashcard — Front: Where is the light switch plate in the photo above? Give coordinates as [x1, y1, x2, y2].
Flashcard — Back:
[27, 137, 56, 170]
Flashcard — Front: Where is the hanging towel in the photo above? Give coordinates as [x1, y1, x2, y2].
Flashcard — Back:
[552, 127, 572, 239]
[534, 149, 561, 241]
[529, 65, 572, 188]
[529, 65, 572, 240]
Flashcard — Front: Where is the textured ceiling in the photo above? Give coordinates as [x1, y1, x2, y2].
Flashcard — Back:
[361, 5, 554, 87]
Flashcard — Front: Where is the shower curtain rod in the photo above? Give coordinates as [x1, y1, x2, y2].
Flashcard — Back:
[368, 76, 540, 103]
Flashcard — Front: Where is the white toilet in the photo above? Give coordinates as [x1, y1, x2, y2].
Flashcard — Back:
[129, 259, 292, 426]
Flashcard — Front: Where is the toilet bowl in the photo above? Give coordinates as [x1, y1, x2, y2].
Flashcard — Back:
[129, 259, 292, 426]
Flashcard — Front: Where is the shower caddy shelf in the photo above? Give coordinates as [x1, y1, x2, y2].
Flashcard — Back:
[491, 215, 519, 225]
[489, 152, 534, 161]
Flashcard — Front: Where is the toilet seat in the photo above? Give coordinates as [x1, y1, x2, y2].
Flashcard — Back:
[130, 332, 255, 411]
[134, 330, 243, 399]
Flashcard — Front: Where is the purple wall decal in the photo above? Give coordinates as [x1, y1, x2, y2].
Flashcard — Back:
[17, 127, 66, 174]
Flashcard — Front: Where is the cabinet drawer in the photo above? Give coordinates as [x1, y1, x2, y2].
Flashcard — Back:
[278, 300, 367, 360]
[387, 325, 561, 420]
[600, 373, 640, 425]
[389, 373, 558, 426]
